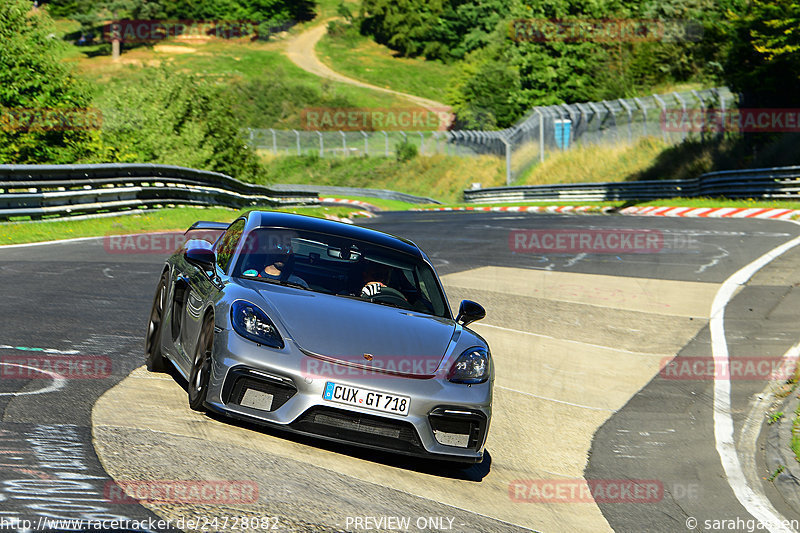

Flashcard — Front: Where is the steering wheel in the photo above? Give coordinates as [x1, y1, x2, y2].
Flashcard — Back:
[366, 286, 409, 308]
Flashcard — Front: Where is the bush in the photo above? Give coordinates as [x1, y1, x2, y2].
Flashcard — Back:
[395, 139, 418, 162]
[326, 20, 361, 44]
[95, 66, 264, 180]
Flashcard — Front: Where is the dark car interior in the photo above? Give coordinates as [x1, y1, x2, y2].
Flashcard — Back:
[233, 231, 441, 316]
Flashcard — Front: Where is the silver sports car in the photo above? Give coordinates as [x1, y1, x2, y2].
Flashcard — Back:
[145, 211, 492, 463]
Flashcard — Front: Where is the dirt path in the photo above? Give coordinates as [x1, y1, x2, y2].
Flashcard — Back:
[284, 22, 450, 111]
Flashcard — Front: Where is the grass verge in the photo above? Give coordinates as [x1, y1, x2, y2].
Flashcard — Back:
[516, 137, 672, 185]
[1, 205, 358, 246]
[316, 25, 455, 104]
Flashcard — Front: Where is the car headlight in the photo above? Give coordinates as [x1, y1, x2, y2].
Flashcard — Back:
[448, 347, 490, 384]
[231, 301, 284, 349]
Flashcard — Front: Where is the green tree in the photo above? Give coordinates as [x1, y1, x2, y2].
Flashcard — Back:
[362, 0, 742, 128]
[359, 0, 445, 57]
[43, 0, 95, 18]
[447, 45, 524, 129]
[0, 0, 102, 163]
[724, 0, 800, 107]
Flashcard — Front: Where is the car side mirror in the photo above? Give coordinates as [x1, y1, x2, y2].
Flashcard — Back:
[456, 300, 485, 327]
[185, 242, 215, 271]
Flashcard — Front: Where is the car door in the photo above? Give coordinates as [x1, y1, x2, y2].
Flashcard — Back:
[179, 218, 245, 366]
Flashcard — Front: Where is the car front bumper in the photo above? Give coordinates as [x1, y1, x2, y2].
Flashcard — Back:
[204, 330, 493, 463]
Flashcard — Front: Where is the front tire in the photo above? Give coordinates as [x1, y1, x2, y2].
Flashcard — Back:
[188, 315, 213, 412]
[145, 273, 169, 372]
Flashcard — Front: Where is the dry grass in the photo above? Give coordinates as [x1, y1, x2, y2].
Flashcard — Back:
[517, 137, 671, 185]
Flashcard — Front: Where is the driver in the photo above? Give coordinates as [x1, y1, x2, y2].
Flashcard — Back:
[263, 241, 309, 288]
[243, 232, 309, 288]
[360, 261, 406, 300]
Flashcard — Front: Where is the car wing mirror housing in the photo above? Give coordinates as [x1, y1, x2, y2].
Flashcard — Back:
[185, 240, 215, 270]
[456, 299, 486, 327]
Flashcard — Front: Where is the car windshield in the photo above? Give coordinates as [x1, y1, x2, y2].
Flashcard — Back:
[231, 227, 450, 318]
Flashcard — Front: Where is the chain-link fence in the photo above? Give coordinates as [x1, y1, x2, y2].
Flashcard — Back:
[245, 128, 506, 158]
[505, 87, 737, 182]
[246, 87, 737, 185]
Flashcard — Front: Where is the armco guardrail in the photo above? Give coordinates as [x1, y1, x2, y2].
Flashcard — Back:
[0, 164, 318, 220]
[269, 184, 440, 204]
[463, 166, 800, 203]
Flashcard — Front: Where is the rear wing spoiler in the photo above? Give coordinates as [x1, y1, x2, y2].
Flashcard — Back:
[183, 221, 229, 246]
[186, 221, 230, 233]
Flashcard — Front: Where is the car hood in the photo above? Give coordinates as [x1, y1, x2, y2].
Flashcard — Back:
[257, 288, 456, 377]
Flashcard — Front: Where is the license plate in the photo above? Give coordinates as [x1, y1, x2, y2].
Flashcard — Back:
[322, 382, 410, 416]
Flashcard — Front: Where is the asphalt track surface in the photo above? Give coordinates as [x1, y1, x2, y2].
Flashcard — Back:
[2, 210, 800, 532]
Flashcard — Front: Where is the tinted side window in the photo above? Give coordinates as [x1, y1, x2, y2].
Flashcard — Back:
[215, 219, 245, 274]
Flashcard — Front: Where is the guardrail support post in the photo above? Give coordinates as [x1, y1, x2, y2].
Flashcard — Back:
[361, 131, 368, 156]
[269, 128, 277, 154]
[317, 131, 323, 157]
[340, 131, 347, 157]
[418, 132, 425, 155]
